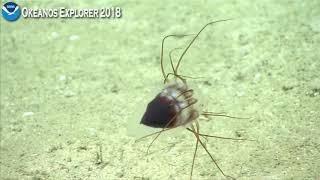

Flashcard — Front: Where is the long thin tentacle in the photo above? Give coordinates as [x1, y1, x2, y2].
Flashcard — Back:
[186, 128, 248, 141]
[190, 121, 235, 179]
[175, 19, 233, 76]
[169, 47, 183, 74]
[160, 34, 195, 83]
[202, 111, 250, 119]
[190, 123, 200, 180]
[137, 112, 180, 154]
[164, 72, 205, 84]
[135, 128, 172, 143]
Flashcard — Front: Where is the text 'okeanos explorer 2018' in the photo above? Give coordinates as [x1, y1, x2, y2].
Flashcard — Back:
[22, 7, 122, 18]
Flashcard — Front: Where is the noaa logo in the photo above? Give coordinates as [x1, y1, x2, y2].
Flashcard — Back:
[2, 2, 21, 21]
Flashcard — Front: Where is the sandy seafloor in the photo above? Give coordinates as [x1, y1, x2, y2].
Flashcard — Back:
[1, 0, 320, 179]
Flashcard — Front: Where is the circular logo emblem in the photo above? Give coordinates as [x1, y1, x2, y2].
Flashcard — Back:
[2, 2, 21, 21]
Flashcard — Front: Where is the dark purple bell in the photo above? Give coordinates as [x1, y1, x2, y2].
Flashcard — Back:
[140, 94, 178, 128]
